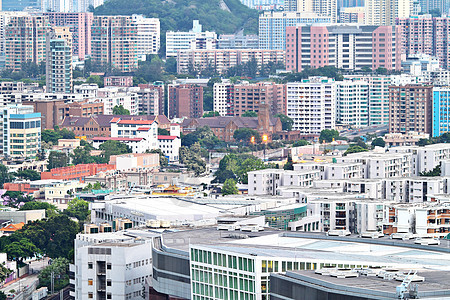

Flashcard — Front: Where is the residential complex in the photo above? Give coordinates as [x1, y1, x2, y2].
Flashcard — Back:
[131, 14, 160, 59]
[336, 80, 369, 127]
[389, 85, 433, 134]
[45, 27, 73, 93]
[91, 16, 138, 72]
[286, 77, 336, 135]
[285, 24, 401, 72]
[365, 0, 411, 25]
[168, 84, 204, 119]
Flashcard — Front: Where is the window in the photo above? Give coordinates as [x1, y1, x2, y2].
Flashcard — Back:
[107, 264, 112, 270]
[88, 293, 93, 298]
[88, 279, 93, 286]
[88, 263, 93, 269]
[107, 280, 112, 286]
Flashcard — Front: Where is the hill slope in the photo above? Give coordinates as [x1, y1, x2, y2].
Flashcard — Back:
[94, 0, 259, 34]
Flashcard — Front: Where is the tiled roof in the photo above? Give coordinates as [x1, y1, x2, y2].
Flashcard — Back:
[158, 135, 178, 140]
[92, 137, 143, 142]
[0, 222, 24, 231]
[137, 127, 151, 131]
[117, 120, 154, 125]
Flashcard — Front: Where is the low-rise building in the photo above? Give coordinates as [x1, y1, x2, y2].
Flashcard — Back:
[109, 153, 159, 171]
[41, 164, 115, 182]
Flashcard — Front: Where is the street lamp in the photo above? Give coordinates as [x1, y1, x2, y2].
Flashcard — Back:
[250, 136, 255, 156]
[262, 134, 268, 162]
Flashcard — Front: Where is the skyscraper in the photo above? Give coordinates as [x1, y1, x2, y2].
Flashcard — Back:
[46, 27, 73, 93]
[365, 0, 410, 25]
[91, 16, 138, 72]
[132, 14, 160, 59]
[5, 15, 51, 71]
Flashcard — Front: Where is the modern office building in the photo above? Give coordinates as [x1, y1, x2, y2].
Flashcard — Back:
[43, 12, 93, 60]
[46, 27, 73, 93]
[168, 84, 204, 119]
[365, 0, 410, 25]
[177, 49, 285, 75]
[433, 87, 450, 137]
[286, 77, 336, 135]
[336, 80, 369, 128]
[5, 15, 51, 72]
[259, 11, 331, 50]
[285, 24, 401, 72]
[131, 14, 160, 59]
[91, 16, 138, 72]
[389, 85, 433, 134]
[165, 20, 217, 58]
[0, 104, 41, 159]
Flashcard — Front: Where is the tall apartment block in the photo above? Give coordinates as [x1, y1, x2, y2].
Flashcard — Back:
[5, 15, 51, 72]
[43, 0, 72, 12]
[2, 0, 41, 11]
[286, 24, 401, 72]
[0, 12, 30, 68]
[0, 104, 41, 159]
[396, 15, 450, 69]
[132, 14, 160, 59]
[166, 20, 217, 58]
[91, 16, 138, 72]
[217, 33, 259, 49]
[365, 0, 410, 25]
[432, 87, 450, 137]
[286, 77, 336, 135]
[419, 0, 449, 14]
[283, 0, 337, 22]
[168, 84, 203, 119]
[138, 83, 165, 116]
[259, 11, 331, 50]
[76, 0, 104, 12]
[43, 12, 93, 60]
[336, 80, 369, 128]
[46, 27, 73, 94]
[389, 85, 433, 134]
[213, 82, 286, 117]
[339, 7, 365, 23]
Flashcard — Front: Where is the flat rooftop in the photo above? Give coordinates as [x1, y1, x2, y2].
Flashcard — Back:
[278, 270, 450, 299]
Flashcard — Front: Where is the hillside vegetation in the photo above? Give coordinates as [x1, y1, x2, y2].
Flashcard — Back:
[94, 0, 258, 34]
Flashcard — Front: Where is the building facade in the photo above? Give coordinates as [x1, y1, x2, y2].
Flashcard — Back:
[46, 27, 73, 94]
[389, 85, 433, 134]
[336, 80, 369, 127]
[285, 24, 401, 72]
[91, 16, 138, 72]
[168, 84, 204, 119]
[132, 14, 160, 59]
[433, 87, 450, 137]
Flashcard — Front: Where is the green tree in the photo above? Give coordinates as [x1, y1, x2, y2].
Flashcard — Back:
[319, 129, 340, 143]
[233, 128, 260, 143]
[86, 75, 103, 87]
[181, 126, 220, 149]
[371, 137, 386, 148]
[4, 238, 39, 262]
[47, 152, 69, 170]
[64, 198, 90, 222]
[179, 143, 206, 176]
[284, 154, 294, 170]
[203, 111, 221, 117]
[0, 165, 14, 188]
[38, 257, 69, 292]
[14, 169, 40, 181]
[165, 57, 177, 74]
[112, 105, 130, 115]
[19, 202, 58, 217]
[420, 165, 441, 176]
[71, 146, 96, 165]
[242, 111, 258, 117]
[98, 140, 131, 162]
[376, 67, 388, 75]
[214, 154, 271, 184]
[41, 129, 61, 145]
[344, 145, 369, 156]
[293, 140, 309, 147]
[275, 114, 294, 131]
[222, 179, 239, 195]
[0, 290, 7, 300]
[157, 128, 170, 135]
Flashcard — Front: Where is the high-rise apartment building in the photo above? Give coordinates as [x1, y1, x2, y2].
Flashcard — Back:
[389, 85, 433, 134]
[46, 27, 73, 93]
[132, 14, 160, 59]
[285, 24, 401, 72]
[43, 12, 93, 60]
[432, 87, 450, 137]
[44, 0, 71, 12]
[91, 16, 138, 72]
[0, 11, 30, 68]
[76, 0, 104, 12]
[286, 77, 336, 135]
[419, 0, 450, 15]
[5, 15, 51, 72]
[0, 104, 41, 159]
[336, 80, 369, 128]
[284, 0, 337, 22]
[166, 20, 217, 58]
[168, 84, 203, 119]
[396, 15, 450, 69]
[259, 11, 331, 50]
[213, 82, 286, 117]
[217, 33, 259, 49]
[339, 7, 365, 23]
[365, 0, 410, 25]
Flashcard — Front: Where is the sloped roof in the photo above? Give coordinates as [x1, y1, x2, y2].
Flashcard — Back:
[158, 135, 178, 140]
[0, 222, 24, 232]
[92, 137, 143, 142]
[182, 116, 279, 130]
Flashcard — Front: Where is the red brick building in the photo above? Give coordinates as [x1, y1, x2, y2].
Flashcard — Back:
[41, 163, 115, 182]
[168, 84, 203, 119]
